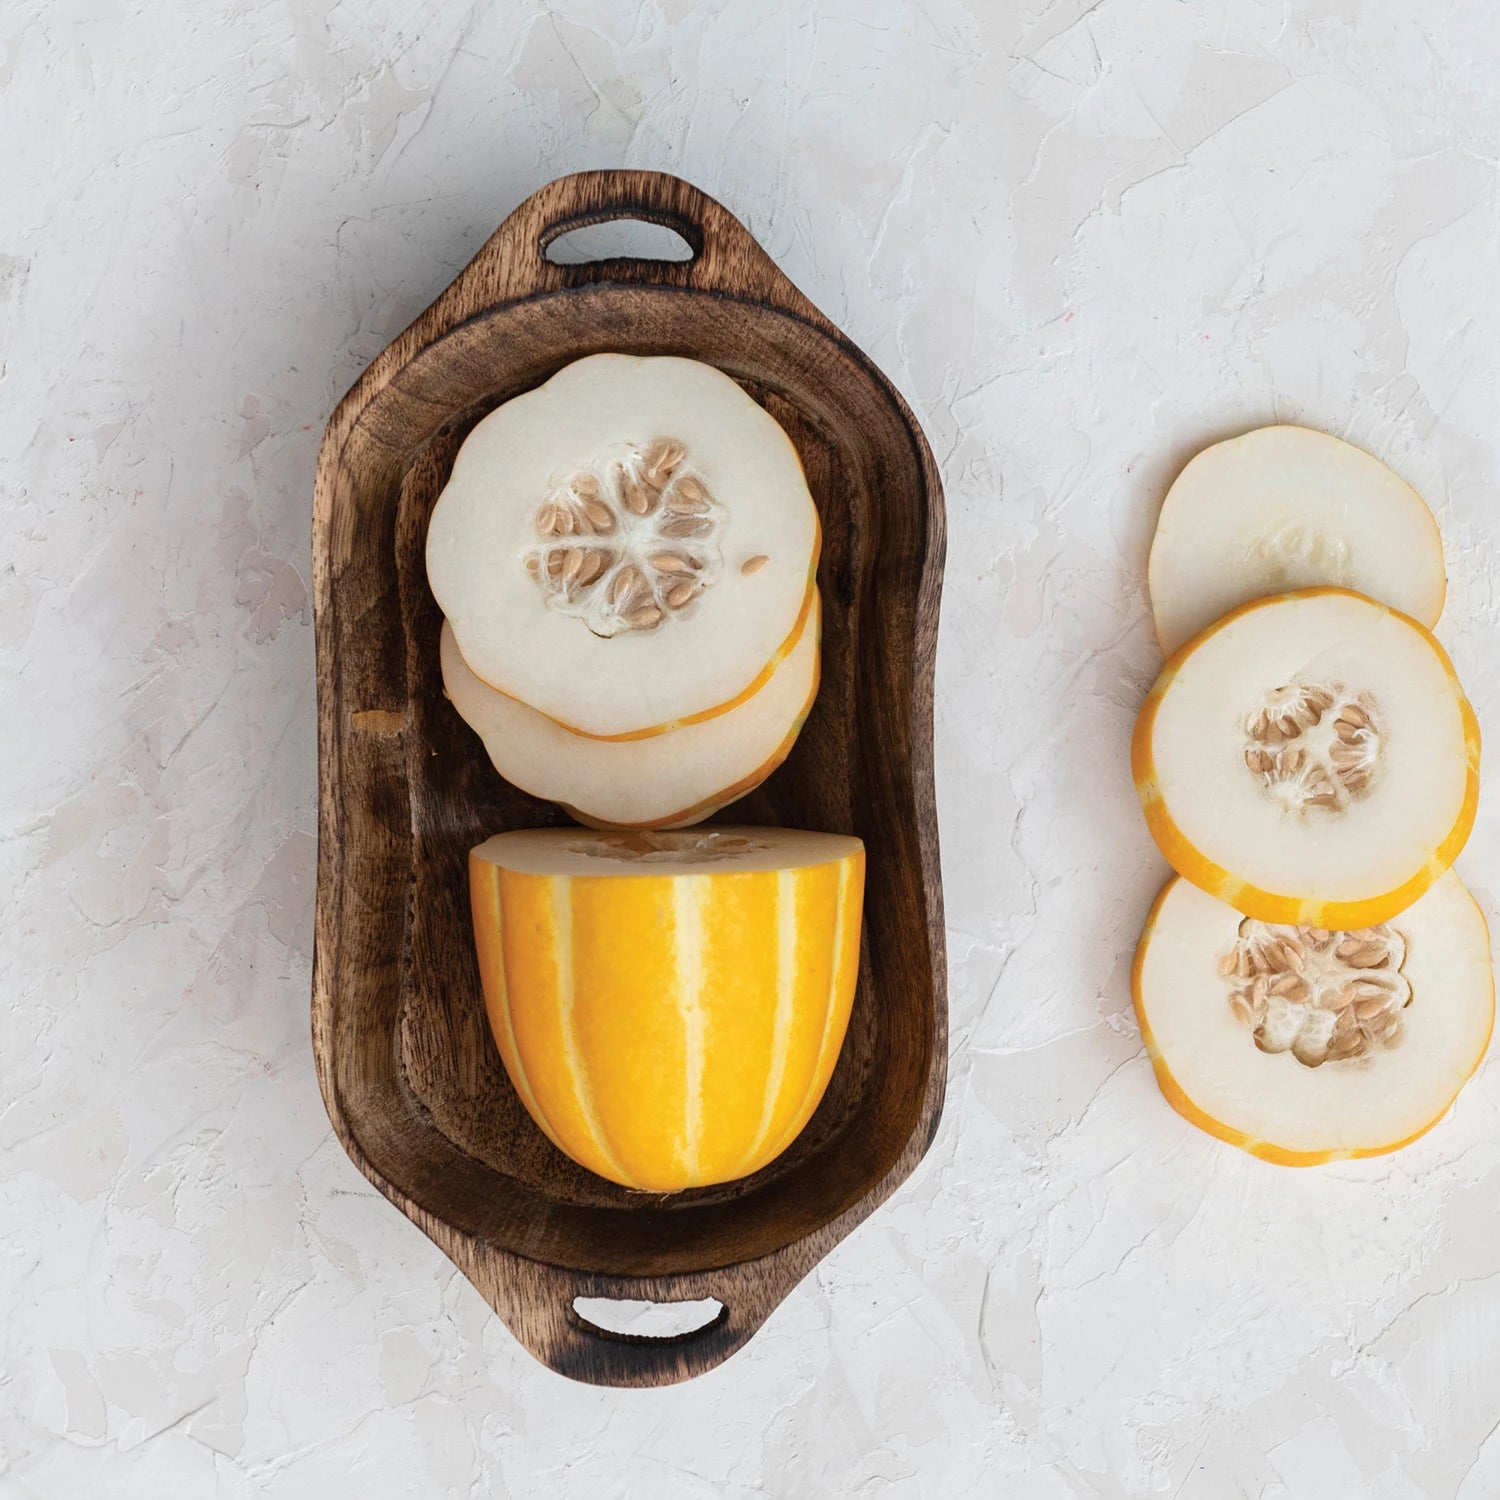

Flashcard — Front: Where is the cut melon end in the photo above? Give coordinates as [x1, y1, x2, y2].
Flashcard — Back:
[429, 354, 822, 740]
[1149, 426, 1447, 656]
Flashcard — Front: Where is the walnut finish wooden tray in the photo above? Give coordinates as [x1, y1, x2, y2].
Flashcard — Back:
[311, 171, 946, 1387]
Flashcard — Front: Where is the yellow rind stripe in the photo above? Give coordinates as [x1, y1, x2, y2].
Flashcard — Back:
[740, 870, 800, 1170]
[550, 876, 630, 1184]
[675, 876, 707, 1182]
[469, 861, 565, 1155]
[762, 856, 857, 1164]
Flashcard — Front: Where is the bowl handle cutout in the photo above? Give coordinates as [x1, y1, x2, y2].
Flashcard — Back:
[542, 216, 696, 267]
[571, 1296, 725, 1339]
[527, 1289, 758, 1387]
[418, 171, 795, 322]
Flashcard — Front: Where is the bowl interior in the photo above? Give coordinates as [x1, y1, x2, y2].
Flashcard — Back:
[322, 289, 940, 1276]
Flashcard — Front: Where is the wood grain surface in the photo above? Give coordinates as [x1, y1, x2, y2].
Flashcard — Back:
[311, 171, 947, 1386]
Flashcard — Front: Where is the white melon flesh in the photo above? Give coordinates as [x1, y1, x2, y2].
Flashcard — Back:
[1134, 871, 1493, 1163]
[1150, 426, 1446, 658]
[1134, 589, 1479, 928]
[426, 354, 819, 739]
[440, 595, 820, 829]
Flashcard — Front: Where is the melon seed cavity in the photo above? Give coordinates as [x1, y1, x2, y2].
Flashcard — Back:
[524, 437, 726, 636]
[1242, 679, 1383, 814]
[1219, 918, 1411, 1067]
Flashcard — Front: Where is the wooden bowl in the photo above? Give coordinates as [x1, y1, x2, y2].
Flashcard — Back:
[312, 171, 947, 1387]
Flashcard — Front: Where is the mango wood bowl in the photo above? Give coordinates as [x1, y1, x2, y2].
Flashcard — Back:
[312, 170, 946, 1386]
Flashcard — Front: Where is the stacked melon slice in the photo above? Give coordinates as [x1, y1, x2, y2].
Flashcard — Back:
[428, 353, 823, 830]
[426, 354, 862, 1191]
[1132, 427, 1492, 1163]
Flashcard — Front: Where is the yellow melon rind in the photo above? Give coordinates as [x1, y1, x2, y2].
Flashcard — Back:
[467, 831, 863, 1192]
[469, 860, 575, 1162]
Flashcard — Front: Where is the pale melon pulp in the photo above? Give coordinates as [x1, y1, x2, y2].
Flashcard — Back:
[1134, 870, 1493, 1163]
[1149, 425, 1446, 659]
[1133, 588, 1479, 928]
[426, 354, 820, 740]
[440, 592, 821, 829]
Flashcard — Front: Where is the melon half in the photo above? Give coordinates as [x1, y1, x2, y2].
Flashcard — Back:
[470, 827, 864, 1191]
[440, 593, 821, 829]
[1133, 588, 1479, 928]
[1133, 870, 1493, 1164]
[426, 354, 820, 741]
[1149, 426, 1446, 658]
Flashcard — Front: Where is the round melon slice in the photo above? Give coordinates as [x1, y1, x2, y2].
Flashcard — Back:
[470, 827, 865, 1191]
[440, 592, 821, 829]
[1133, 588, 1479, 928]
[426, 353, 820, 741]
[1149, 426, 1446, 658]
[1133, 870, 1493, 1164]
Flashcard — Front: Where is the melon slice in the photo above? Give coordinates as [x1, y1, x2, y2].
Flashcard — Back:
[1133, 870, 1493, 1164]
[426, 354, 820, 741]
[440, 592, 821, 829]
[1149, 426, 1446, 658]
[470, 827, 864, 1192]
[1133, 588, 1479, 928]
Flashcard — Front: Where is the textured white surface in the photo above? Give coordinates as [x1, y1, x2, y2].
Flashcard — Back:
[6, 1, 1500, 1495]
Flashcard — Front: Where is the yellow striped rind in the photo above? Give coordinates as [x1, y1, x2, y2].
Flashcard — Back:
[1131, 875, 1496, 1166]
[1131, 586, 1481, 929]
[468, 841, 865, 1191]
[760, 854, 861, 1163]
[469, 869, 561, 1155]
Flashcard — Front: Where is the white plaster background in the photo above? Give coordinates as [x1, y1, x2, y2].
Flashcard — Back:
[6, 0, 1500, 1494]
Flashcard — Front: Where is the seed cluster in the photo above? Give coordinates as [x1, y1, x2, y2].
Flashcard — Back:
[1220, 919, 1411, 1066]
[525, 437, 724, 636]
[1243, 679, 1382, 812]
[567, 831, 771, 864]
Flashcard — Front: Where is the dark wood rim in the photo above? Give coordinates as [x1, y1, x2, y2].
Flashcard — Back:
[312, 171, 947, 1386]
